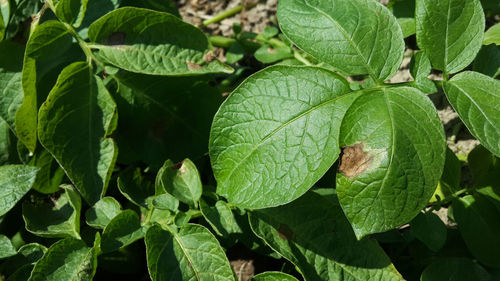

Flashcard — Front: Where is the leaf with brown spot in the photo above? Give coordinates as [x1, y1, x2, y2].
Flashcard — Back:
[338, 143, 373, 178]
[107, 31, 126, 46]
[187, 61, 203, 71]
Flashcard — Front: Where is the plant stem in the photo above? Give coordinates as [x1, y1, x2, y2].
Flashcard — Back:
[208, 35, 236, 48]
[293, 51, 312, 66]
[202, 2, 257, 27]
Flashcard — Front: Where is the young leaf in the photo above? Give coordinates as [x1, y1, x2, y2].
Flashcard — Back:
[254, 45, 293, 64]
[209, 66, 354, 209]
[468, 145, 500, 188]
[55, 0, 89, 27]
[433, 147, 462, 201]
[277, 0, 404, 81]
[28, 237, 99, 281]
[484, 23, 500, 45]
[29, 149, 65, 194]
[250, 191, 404, 281]
[421, 257, 491, 281]
[473, 44, 500, 78]
[88, 7, 232, 75]
[145, 224, 235, 281]
[152, 193, 179, 211]
[100, 209, 145, 253]
[409, 212, 447, 252]
[156, 159, 202, 208]
[252, 272, 299, 281]
[85, 197, 122, 229]
[397, 17, 416, 38]
[117, 168, 155, 208]
[0, 165, 39, 216]
[200, 200, 243, 236]
[22, 185, 82, 239]
[443, 71, 500, 156]
[0, 41, 25, 133]
[453, 194, 500, 268]
[38, 62, 117, 205]
[0, 234, 17, 259]
[409, 51, 436, 94]
[15, 20, 75, 153]
[336, 87, 445, 238]
[76, 0, 120, 39]
[415, 0, 485, 74]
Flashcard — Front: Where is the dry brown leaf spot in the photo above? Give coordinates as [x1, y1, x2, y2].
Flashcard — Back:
[338, 143, 373, 178]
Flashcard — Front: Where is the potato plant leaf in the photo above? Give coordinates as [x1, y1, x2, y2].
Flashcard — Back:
[443, 71, 500, 156]
[0, 234, 17, 259]
[85, 197, 122, 229]
[28, 149, 65, 194]
[156, 159, 202, 208]
[210, 66, 355, 209]
[250, 191, 404, 281]
[88, 7, 232, 76]
[252, 272, 299, 281]
[336, 87, 445, 238]
[28, 236, 99, 281]
[420, 257, 491, 281]
[0, 165, 39, 217]
[415, 0, 485, 74]
[55, 0, 89, 27]
[22, 185, 82, 239]
[101, 209, 145, 253]
[277, 0, 404, 81]
[117, 168, 155, 208]
[145, 224, 235, 281]
[484, 23, 500, 45]
[38, 62, 117, 205]
[409, 212, 447, 252]
[0, 41, 25, 133]
[152, 193, 179, 212]
[200, 200, 243, 236]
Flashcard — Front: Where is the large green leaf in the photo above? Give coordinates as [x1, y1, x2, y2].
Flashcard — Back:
[55, 0, 88, 27]
[277, 0, 404, 81]
[113, 71, 223, 168]
[0, 234, 17, 259]
[28, 148, 65, 194]
[453, 194, 500, 268]
[250, 191, 403, 281]
[101, 209, 146, 253]
[420, 257, 491, 281]
[145, 224, 235, 281]
[85, 197, 121, 229]
[415, 0, 485, 74]
[38, 62, 117, 205]
[22, 185, 82, 238]
[0, 165, 38, 216]
[443, 71, 500, 156]
[156, 159, 202, 208]
[88, 7, 232, 76]
[28, 236, 99, 281]
[15, 20, 76, 153]
[336, 87, 445, 238]
[409, 212, 447, 252]
[210, 66, 354, 209]
[0, 41, 25, 132]
[484, 23, 500, 46]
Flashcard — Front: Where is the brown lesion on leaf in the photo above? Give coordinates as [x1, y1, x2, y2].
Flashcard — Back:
[267, 47, 276, 53]
[277, 223, 293, 240]
[107, 31, 126, 46]
[186, 61, 203, 70]
[203, 51, 216, 63]
[338, 143, 373, 178]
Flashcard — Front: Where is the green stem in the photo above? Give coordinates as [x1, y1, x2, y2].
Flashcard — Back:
[208, 35, 236, 48]
[202, 2, 257, 27]
[142, 206, 156, 226]
[429, 187, 471, 209]
[293, 51, 312, 66]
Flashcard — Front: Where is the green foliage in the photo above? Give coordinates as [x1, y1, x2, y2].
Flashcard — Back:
[0, 0, 499, 280]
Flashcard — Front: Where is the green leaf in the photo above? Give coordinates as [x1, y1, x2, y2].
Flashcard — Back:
[22, 185, 82, 239]
[120, 0, 180, 17]
[277, 0, 404, 81]
[17, 243, 47, 263]
[101, 209, 145, 253]
[336, 87, 445, 238]
[397, 17, 416, 38]
[28, 237, 99, 281]
[432, 147, 461, 201]
[0, 165, 38, 216]
[409, 51, 437, 94]
[210, 66, 354, 209]
[0, 9, 5, 41]
[0, 234, 17, 259]
[409, 212, 447, 252]
[85, 197, 121, 229]
[76, 0, 120, 39]
[226, 42, 245, 64]
[117, 168, 155, 208]
[156, 159, 202, 208]
[145, 224, 235, 281]
[152, 193, 179, 211]
[29, 148, 65, 194]
[254, 45, 293, 64]
[55, 0, 88, 27]
[250, 191, 404, 281]
[443, 71, 500, 157]
[453, 194, 500, 268]
[200, 200, 243, 236]
[88, 7, 232, 76]
[420, 257, 491, 281]
[473, 44, 500, 78]
[252, 272, 299, 281]
[415, 0, 485, 74]
[0, 40, 25, 132]
[38, 61, 117, 205]
[467, 145, 500, 188]
[484, 23, 500, 45]
[15, 20, 75, 153]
